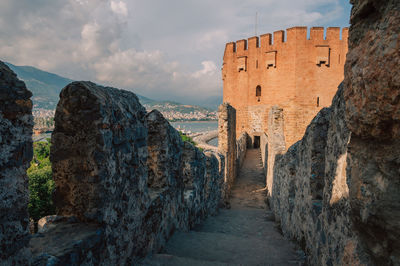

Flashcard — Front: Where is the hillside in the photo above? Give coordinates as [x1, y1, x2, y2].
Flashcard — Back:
[5, 63, 72, 110]
[5, 62, 217, 120]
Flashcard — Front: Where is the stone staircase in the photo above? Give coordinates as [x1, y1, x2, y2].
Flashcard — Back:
[140, 149, 304, 266]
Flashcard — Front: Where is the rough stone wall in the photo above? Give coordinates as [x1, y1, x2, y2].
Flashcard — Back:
[223, 27, 348, 147]
[260, 133, 268, 174]
[266, 106, 286, 196]
[268, 2, 400, 264]
[51, 81, 150, 264]
[181, 141, 206, 228]
[0, 61, 33, 265]
[218, 103, 236, 201]
[204, 151, 224, 216]
[144, 110, 186, 251]
[270, 86, 369, 265]
[344, 1, 400, 264]
[236, 132, 248, 170]
[25, 81, 226, 264]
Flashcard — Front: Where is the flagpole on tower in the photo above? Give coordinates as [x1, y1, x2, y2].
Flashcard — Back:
[255, 12, 258, 36]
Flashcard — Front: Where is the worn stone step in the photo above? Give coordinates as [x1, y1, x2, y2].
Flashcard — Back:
[193, 209, 279, 238]
[139, 254, 232, 266]
[163, 230, 301, 265]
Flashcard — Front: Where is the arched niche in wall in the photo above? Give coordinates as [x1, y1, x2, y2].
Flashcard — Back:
[256, 85, 261, 102]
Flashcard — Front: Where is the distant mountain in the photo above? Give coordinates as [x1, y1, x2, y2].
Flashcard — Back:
[5, 62, 73, 110]
[200, 96, 223, 110]
[4, 62, 217, 119]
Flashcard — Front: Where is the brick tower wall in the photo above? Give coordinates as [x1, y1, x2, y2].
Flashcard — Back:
[222, 26, 348, 148]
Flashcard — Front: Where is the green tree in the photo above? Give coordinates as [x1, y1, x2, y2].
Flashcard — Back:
[27, 141, 55, 221]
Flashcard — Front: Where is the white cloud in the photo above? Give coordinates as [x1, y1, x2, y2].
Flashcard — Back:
[0, 0, 351, 105]
[81, 22, 102, 59]
[110, 1, 128, 17]
[192, 61, 218, 78]
[92, 49, 175, 89]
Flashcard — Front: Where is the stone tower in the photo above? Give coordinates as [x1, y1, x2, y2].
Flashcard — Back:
[222, 26, 348, 148]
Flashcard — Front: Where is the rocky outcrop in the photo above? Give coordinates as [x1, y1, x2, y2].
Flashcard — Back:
[0, 61, 33, 265]
[344, 1, 400, 264]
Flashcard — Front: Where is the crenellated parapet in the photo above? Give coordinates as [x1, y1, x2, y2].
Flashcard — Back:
[222, 26, 348, 148]
[224, 27, 348, 56]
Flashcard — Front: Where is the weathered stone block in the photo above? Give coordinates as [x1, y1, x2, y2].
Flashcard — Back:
[181, 141, 206, 228]
[51, 81, 149, 264]
[218, 103, 237, 201]
[270, 85, 369, 265]
[144, 109, 186, 249]
[0, 61, 33, 265]
[344, 1, 400, 264]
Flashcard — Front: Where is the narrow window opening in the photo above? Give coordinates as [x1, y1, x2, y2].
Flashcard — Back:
[266, 51, 277, 69]
[256, 60, 258, 69]
[256, 85, 261, 97]
[338, 54, 340, 64]
[317, 97, 320, 107]
[316, 45, 330, 66]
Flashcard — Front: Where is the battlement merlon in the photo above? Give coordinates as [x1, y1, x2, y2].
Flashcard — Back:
[248, 36, 259, 49]
[223, 42, 236, 58]
[236, 39, 247, 52]
[223, 26, 349, 58]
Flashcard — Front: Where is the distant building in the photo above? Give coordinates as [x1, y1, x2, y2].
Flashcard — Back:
[222, 27, 348, 148]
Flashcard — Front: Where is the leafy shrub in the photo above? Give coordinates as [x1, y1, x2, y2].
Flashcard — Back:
[27, 141, 55, 221]
[179, 132, 203, 151]
[179, 132, 196, 146]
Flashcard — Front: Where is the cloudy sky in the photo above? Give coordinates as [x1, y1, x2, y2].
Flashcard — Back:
[0, 0, 351, 105]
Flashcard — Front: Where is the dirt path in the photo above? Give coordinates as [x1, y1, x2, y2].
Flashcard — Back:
[141, 149, 304, 265]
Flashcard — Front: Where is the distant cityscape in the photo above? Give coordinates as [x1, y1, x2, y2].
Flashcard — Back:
[33, 105, 217, 134]
[143, 103, 217, 122]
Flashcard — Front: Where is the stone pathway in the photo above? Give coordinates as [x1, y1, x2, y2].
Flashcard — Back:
[141, 149, 303, 265]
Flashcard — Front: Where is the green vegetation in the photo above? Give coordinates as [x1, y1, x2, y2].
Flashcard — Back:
[179, 132, 203, 151]
[179, 132, 197, 146]
[27, 140, 55, 221]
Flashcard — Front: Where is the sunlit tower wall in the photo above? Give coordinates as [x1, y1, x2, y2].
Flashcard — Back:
[222, 26, 348, 148]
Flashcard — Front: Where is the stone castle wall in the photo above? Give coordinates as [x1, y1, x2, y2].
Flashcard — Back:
[218, 103, 237, 202]
[344, 0, 400, 264]
[268, 1, 400, 264]
[236, 132, 248, 171]
[259, 133, 268, 175]
[217, 103, 248, 204]
[270, 85, 369, 265]
[223, 26, 348, 148]
[0, 75, 236, 265]
[0, 62, 33, 265]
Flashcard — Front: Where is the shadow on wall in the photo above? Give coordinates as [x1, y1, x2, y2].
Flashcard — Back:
[268, 84, 370, 265]
[0, 73, 230, 265]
